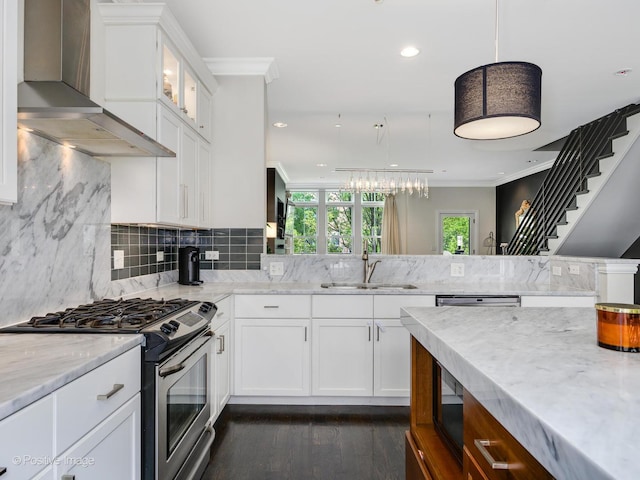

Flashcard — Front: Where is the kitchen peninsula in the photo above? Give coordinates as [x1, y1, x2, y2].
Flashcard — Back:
[401, 305, 640, 480]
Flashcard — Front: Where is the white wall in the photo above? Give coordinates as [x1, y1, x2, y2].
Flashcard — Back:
[211, 75, 266, 228]
[396, 187, 496, 255]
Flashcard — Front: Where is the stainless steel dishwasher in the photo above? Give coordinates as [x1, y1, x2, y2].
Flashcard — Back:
[436, 294, 521, 307]
[431, 294, 520, 459]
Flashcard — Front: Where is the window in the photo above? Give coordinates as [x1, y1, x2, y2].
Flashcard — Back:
[361, 192, 385, 253]
[438, 211, 477, 255]
[326, 191, 353, 254]
[286, 192, 318, 254]
[285, 189, 385, 254]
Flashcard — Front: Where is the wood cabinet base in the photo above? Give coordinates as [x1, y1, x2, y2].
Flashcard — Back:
[406, 431, 432, 480]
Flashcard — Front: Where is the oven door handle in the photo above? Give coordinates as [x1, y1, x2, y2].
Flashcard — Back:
[159, 362, 186, 378]
[158, 333, 212, 378]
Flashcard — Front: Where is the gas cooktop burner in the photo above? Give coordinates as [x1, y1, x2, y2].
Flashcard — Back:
[25, 298, 198, 331]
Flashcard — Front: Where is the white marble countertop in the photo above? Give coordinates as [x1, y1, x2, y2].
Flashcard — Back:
[0, 334, 143, 421]
[401, 306, 640, 480]
[129, 281, 596, 301]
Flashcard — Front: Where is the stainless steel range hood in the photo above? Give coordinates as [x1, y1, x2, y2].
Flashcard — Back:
[18, 0, 175, 158]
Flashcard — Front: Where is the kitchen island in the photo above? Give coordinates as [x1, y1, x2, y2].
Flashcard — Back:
[401, 305, 640, 480]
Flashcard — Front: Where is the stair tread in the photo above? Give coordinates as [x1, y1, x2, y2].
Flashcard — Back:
[596, 152, 615, 161]
[575, 189, 589, 195]
[610, 130, 629, 141]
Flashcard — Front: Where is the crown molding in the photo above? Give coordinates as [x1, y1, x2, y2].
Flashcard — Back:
[494, 159, 554, 186]
[266, 162, 290, 184]
[204, 57, 280, 84]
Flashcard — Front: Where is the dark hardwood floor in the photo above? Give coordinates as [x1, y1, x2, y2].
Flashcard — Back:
[202, 404, 409, 480]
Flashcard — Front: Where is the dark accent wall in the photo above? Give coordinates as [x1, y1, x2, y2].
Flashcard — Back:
[622, 237, 640, 304]
[266, 167, 287, 254]
[495, 170, 548, 251]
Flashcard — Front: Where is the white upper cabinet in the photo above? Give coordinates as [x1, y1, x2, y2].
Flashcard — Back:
[98, 3, 216, 142]
[98, 2, 217, 228]
[0, 0, 17, 204]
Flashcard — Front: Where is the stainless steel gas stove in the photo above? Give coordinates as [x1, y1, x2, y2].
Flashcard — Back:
[2, 297, 217, 480]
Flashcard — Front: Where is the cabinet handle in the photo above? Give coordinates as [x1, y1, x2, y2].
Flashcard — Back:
[263, 305, 280, 309]
[368, 326, 371, 342]
[0, 467, 6, 476]
[474, 439, 509, 470]
[61, 475, 75, 480]
[216, 311, 225, 317]
[377, 326, 380, 341]
[217, 334, 225, 354]
[304, 326, 308, 342]
[97, 383, 124, 400]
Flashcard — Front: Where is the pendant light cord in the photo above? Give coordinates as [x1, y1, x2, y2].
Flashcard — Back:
[494, 0, 499, 63]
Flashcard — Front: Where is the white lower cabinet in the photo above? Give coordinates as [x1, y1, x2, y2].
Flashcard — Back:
[231, 293, 432, 401]
[233, 295, 311, 397]
[0, 347, 141, 480]
[373, 319, 411, 397]
[312, 318, 373, 396]
[211, 296, 232, 419]
[214, 320, 231, 412]
[56, 395, 141, 480]
[0, 396, 54, 480]
[234, 318, 311, 396]
[520, 295, 596, 307]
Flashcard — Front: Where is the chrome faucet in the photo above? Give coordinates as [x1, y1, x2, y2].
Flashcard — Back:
[362, 243, 381, 283]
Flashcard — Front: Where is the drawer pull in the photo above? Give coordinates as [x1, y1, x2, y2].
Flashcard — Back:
[97, 383, 124, 400]
[0, 467, 6, 476]
[474, 439, 509, 470]
[263, 305, 280, 309]
[61, 475, 75, 480]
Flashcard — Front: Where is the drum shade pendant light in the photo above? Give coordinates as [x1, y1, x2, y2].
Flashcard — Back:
[454, 0, 542, 140]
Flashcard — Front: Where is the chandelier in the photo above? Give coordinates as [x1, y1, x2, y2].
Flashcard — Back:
[335, 168, 432, 198]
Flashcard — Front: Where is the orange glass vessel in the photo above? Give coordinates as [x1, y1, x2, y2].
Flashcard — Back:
[596, 303, 640, 352]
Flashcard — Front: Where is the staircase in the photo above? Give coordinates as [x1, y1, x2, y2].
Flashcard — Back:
[506, 104, 640, 256]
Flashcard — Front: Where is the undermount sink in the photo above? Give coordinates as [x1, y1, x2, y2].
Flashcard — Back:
[320, 282, 417, 290]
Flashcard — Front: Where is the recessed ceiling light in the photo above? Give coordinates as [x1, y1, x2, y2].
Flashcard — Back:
[316, 163, 327, 167]
[400, 46, 420, 58]
[615, 68, 632, 76]
[335, 123, 342, 128]
[390, 163, 398, 167]
[498, 172, 505, 175]
[273, 122, 288, 128]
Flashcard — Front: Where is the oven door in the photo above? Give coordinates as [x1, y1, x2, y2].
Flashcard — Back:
[156, 332, 213, 480]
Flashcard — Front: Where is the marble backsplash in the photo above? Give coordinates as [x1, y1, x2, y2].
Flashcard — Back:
[0, 133, 112, 326]
[257, 254, 553, 285]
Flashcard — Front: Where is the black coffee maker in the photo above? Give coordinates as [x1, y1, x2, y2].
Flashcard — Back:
[178, 246, 203, 285]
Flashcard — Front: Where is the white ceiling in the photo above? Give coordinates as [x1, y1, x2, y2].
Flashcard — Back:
[156, 0, 640, 187]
